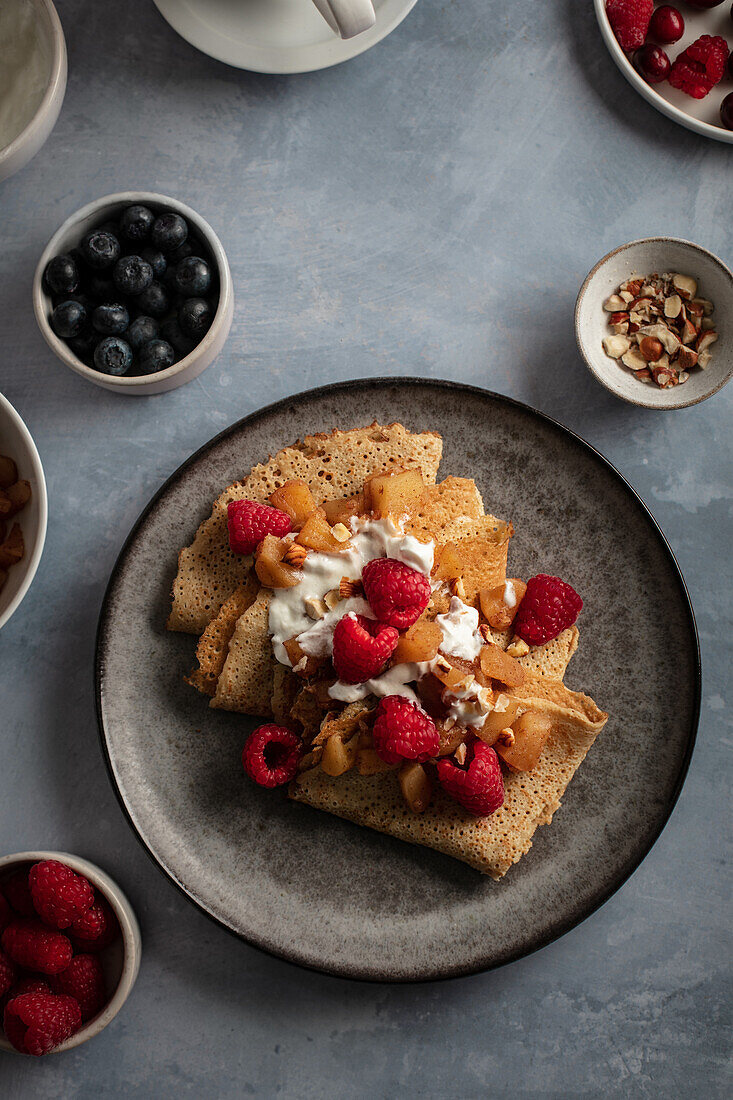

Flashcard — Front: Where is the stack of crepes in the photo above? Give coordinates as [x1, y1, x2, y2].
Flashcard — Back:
[168, 422, 607, 879]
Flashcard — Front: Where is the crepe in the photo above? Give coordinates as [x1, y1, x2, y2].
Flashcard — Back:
[168, 423, 443, 635]
[290, 674, 608, 880]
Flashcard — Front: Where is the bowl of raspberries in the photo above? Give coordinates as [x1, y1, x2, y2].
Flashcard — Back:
[33, 191, 234, 395]
[597, 1, 733, 142]
[0, 853, 141, 1056]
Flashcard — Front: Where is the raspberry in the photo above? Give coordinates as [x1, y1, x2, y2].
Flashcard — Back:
[69, 894, 118, 952]
[0, 893, 10, 932]
[8, 976, 51, 998]
[436, 741, 505, 816]
[361, 557, 431, 630]
[51, 955, 105, 1021]
[227, 499, 292, 555]
[669, 35, 729, 98]
[4, 992, 82, 1056]
[513, 574, 582, 646]
[3, 870, 35, 916]
[606, 0, 653, 51]
[2, 919, 73, 975]
[0, 949, 17, 998]
[372, 696, 440, 765]
[332, 613, 399, 684]
[28, 861, 94, 929]
[243, 724, 302, 787]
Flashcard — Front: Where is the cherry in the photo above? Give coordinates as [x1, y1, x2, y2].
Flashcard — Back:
[721, 93, 733, 131]
[635, 44, 671, 83]
[649, 6, 684, 44]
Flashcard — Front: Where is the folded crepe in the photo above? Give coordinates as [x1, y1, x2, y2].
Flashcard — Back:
[170, 420, 608, 878]
[168, 423, 443, 635]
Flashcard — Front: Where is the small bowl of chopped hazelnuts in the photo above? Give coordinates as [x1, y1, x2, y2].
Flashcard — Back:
[575, 237, 733, 410]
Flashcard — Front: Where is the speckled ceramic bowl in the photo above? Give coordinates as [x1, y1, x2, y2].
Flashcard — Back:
[576, 238, 733, 410]
[0, 392, 48, 631]
[33, 191, 234, 395]
[96, 380, 700, 981]
[0, 0, 67, 184]
[0, 852, 141, 1054]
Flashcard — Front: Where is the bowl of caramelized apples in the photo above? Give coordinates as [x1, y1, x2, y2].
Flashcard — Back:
[0, 393, 48, 630]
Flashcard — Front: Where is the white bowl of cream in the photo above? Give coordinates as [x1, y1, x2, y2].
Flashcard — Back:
[0, 0, 67, 184]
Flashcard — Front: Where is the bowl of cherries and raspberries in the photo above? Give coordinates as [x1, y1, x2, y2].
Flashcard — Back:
[0, 853, 140, 1056]
[33, 192, 234, 395]
[601, 1, 733, 137]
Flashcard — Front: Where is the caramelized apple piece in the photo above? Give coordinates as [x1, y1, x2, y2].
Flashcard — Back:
[495, 711, 552, 772]
[255, 534, 301, 588]
[479, 643, 525, 688]
[431, 542, 463, 583]
[431, 659, 471, 692]
[0, 524, 24, 569]
[321, 733, 359, 777]
[398, 761, 432, 812]
[479, 579, 527, 631]
[322, 491, 366, 526]
[0, 456, 18, 490]
[417, 672, 449, 722]
[296, 509, 350, 553]
[356, 747, 398, 775]
[474, 694, 521, 746]
[282, 636, 326, 678]
[364, 468, 425, 519]
[393, 618, 442, 664]
[436, 723, 466, 756]
[268, 480, 317, 527]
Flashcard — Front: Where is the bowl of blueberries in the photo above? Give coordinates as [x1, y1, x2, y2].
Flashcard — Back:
[33, 191, 234, 394]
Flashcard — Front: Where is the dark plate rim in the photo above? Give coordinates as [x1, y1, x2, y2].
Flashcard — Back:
[95, 378, 701, 983]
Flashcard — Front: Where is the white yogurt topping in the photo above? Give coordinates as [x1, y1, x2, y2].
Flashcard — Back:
[503, 580, 517, 608]
[435, 597, 483, 661]
[329, 661, 435, 706]
[268, 517, 434, 666]
[267, 515, 497, 729]
[0, 1, 51, 152]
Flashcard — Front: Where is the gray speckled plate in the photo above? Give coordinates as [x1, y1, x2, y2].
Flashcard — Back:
[96, 380, 700, 982]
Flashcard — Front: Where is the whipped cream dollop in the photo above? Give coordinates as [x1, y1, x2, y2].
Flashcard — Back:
[503, 580, 517, 608]
[267, 514, 496, 729]
[268, 516, 434, 666]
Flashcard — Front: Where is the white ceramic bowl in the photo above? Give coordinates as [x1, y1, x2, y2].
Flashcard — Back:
[0, 851, 141, 1055]
[575, 237, 733, 410]
[0, 0, 67, 183]
[594, 0, 733, 146]
[0, 393, 47, 629]
[33, 191, 234, 395]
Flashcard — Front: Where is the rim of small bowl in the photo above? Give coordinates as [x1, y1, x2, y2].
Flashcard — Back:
[0, 393, 48, 630]
[593, 0, 733, 146]
[0, 851, 141, 1054]
[575, 236, 733, 410]
[0, 0, 68, 171]
[32, 191, 233, 390]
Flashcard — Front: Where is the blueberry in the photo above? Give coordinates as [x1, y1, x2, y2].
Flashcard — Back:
[159, 315, 195, 357]
[119, 204, 154, 242]
[174, 256, 211, 297]
[127, 315, 159, 351]
[81, 230, 121, 270]
[68, 329, 99, 360]
[138, 338, 176, 375]
[44, 254, 80, 296]
[179, 297, 213, 339]
[50, 299, 87, 338]
[92, 302, 129, 336]
[136, 280, 169, 317]
[151, 212, 188, 254]
[113, 255, 153, 296]
[166, 239, 193, 264]
[94, 336, 133, 376]
[140, 247, 167, 279]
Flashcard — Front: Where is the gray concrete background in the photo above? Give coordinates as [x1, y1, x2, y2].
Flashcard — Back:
[0, 0, 730, 1095]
